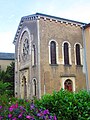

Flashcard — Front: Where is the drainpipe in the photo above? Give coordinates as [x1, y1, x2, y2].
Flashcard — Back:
[82, 26, 89, 91]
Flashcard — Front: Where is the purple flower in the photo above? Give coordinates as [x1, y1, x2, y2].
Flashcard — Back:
[8, 114, 12, 118]
[26, 115, 33, 119]
[15, 103, 18, 108]
[9, 104, 15, 112]
[9, 103, 18, 112]
[0, 116, 3, 120]
[37, 112, 43, 117]
[0, 106, 2, 109]
[12, 117, 17, 120]
[30, 104, 35, 110]
[18, 113, 22, 118]
[20, 106, 24, 110]
[49, 115, 53, 119]
[43, 109, 49, 114]
[9, 107, 14, 112]
[54, 115, 57, 120]
[37, 113, 41, 117]
[26, 100, 29, 102]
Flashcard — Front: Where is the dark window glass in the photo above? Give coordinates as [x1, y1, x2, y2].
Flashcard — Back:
[22, 76, 27, 98]
[64, 42, 69, 65]
[33, 79, 36, 96]
[76, 44, 81, 65]
[50, 41, 56, 64]
[64, 79, 73, 92]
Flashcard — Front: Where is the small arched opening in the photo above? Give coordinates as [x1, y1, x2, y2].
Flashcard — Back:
[22, 76, 27, 98]
[64, 79, 73, 92]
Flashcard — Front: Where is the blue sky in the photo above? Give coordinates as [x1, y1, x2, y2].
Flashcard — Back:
[0, 0, 90, 53]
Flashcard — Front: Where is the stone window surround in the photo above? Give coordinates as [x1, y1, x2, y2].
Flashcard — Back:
[74, 42, 83, 66]
[48, 39, 59, 65]
[48, 40, 83, 66]
[32, 78, 37, 96]
[18, 26, 31, 62]
[62, 41, 72, 65]
[32, 44, 37, 67]
[61, 76, 75, 92]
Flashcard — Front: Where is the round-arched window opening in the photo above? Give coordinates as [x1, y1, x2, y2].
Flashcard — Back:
[64, 79, 73, 92]
[33, 79, 37, 96]
[22, 76, 27, 98]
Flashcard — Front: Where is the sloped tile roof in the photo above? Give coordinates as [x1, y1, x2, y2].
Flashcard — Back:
[0, 52, 15, 60]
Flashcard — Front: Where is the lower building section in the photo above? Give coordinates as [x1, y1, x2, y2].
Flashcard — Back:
[15, 68, 40, 99]
[15, 66, 86, 99]
[19, 69, 29, 99]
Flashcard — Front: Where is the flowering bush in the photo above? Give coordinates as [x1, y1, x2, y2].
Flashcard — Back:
[0, 99, 57, 120]
[1, 89, 90, 120]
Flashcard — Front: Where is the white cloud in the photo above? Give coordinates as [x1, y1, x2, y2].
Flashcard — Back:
[33, 0, 90, 23]
[59, 4, 90, 23]
[0, 31, 15, 53]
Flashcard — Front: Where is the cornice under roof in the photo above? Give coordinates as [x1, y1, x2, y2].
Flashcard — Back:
[13, 13, 87, 44]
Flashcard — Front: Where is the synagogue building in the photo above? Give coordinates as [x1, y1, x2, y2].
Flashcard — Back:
[13, 13, 90, 99]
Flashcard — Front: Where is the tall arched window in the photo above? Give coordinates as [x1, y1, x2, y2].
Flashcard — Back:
[32, 44, 36, 66]
[76, 44, 81, 65]
[33, 45, 36, 65]
[50, 41, 56, 64]
[32, 79, 37, 96]
[33, 79, 36, 96]
[64, 42, 69, 65]
[22, 76, 27, 99]
[64, 79, 73, 92]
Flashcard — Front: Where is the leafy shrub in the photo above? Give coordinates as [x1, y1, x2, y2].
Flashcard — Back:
[35, 89, 90, 120]
[0, 89, 90, 120]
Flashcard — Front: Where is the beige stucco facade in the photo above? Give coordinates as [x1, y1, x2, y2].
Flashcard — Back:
[0, 53, 14, 71]
[84, 25, 90, 90]
[0, 60, 14, 70]
[14, 13, 89, 99]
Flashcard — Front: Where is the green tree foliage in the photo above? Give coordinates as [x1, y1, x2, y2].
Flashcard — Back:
[0, 70, 6, 81]
[0, 62, 15, 96]
[5, 62, 15, 96]
[0, 80, 11, 95]
[5, 62, 14, 82]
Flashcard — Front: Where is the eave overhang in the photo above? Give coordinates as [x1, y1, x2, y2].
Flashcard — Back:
[13, 13, 87, 44]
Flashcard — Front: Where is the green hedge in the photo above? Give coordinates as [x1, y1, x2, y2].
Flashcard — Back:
[35, 89, 90, 120]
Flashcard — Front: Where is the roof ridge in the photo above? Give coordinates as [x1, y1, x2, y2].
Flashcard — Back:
[13, 13, 87, 43]
[22, 12, 86, 25]
[0, 52, 15, 60]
